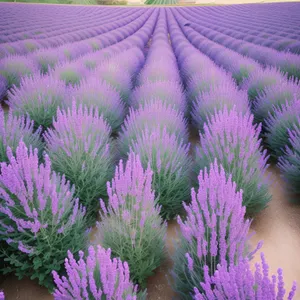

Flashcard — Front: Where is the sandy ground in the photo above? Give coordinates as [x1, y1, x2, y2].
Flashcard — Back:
[0, 164, 300, 299]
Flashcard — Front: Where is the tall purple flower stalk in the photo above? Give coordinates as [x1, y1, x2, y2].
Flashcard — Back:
[0, 107, 43, 162]
[172, 160, 260, 299]
[95, 152, 166, 287]
[0, 141, 87, 290]
[52, 245, 142, 300]
[194, 253, 297, 300]
[44, 101, 113, 225]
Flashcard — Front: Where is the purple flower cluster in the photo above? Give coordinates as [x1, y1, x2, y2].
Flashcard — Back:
[0, 291, 4, 300]
[8, 73, 67, 129]
[44, 101, 113, 224]
[0, 75, 7, 100]
[194, 253, 297, 300]
[0, 141, 87, 289]
[53, 245, 140, 300]
[172, 160, 259, 298]
[95, 152, 166, 286]
[194, 107, 271, 215]
[0, 107, 43, 162]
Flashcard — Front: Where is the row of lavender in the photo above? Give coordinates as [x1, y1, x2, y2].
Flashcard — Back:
[0, 4, 299, 300]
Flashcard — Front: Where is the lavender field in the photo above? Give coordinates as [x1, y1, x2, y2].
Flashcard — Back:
[0, 2, 300, 299]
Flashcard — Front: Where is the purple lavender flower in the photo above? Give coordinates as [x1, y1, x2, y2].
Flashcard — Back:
[0, 106, 43, 162]
[278, 121, 300, 194]
[95, 152, 166, 286]
[265, 99, 300, 158]
[44, 101, 113, 225]
[52, 245, 141, 300]
[0, 55, 39, 87]
[130, 127, 192, 220]
[8, 73, 67, 129]
[0, 75, 7, 100]
[0, 141, 87, 290]
[194, 107, 271, 215]
[192, 83, 250, 130]
[68, 77, 125, 132]
[253, 79, 300, 125]
[130, 81, 186, 114]
[0, 291, 4, 300]
[118, 100, 188, 158]
[194, 253, 297, 300]
[172, 160, 259, 298]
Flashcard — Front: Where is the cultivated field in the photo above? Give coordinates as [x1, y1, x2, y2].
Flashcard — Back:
[0, 2, 300, 300]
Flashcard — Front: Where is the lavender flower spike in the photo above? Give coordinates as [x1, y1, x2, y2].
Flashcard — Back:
[0, 291, 4, 300]
[172, 160, 259, 298]
[53, 245, 142, 300]
[0, 141, 87, 290]
[95, 152, 166, 287]
[194, 253, 297, 300]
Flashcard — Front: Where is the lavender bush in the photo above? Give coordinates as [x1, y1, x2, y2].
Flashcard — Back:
[265, 99, 300, 158]
[278, 122, 300, 194]
[194, 253, 297, 299]
[54, 62, 86, 86]
[194, 107, 271, 215]
[192, 83, 250, 130]
[130, 128, 191, 220]
[0, 107, 43, 162]
[44, 102, 113, 225]
[0, 56, 38, 88]
[69, 78, 125, 132]
[253, 79, 300, 125]
[118, 100, 188, 158]
[172, 161, 258, 299]
[0, 141, 87, 290]
[8, 74, 67, 129]
[52, 245, 144, 300]
[95, 152, 166, 287]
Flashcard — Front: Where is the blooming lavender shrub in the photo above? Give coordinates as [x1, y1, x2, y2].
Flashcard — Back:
[95, 152, 166, 287]
[278, 122, 300, 194]
[69, 78, 125, 132]
[253, 79, 300, 126]
[194, 253, 297, 299]
[0, 56, 38, 88]
[131, 128, 191, 220]
[241, 67, 286, 105]
[8, 74, 67, 129]
[265, 99, 300, 158]
[118, 100, 188, 158]
[0, 141, 87, 290]
[172, 161, 258, 299]
[52, 245, 144, 300]
[54, 62, 86, 86]
[0, 107, 43, 162]
[192, 83, 250, 130]
[194, 107, 271, 215]
[44, 102, 113, 225]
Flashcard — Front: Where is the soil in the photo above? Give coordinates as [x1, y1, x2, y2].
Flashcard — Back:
[1, 165, 300, 299]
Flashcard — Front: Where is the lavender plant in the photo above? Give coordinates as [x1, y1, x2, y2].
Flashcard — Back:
[130, 81, 186, 114]
[8, 74, 67, 129]
[118, 100, 188, 158]
[69, 78, 125, 132]
[44, 102, 113, 225]
[0, 141, 87, 290]
[192, 83, 250, 130]
[95, 152, 166, 287]
[194, 107, 271, 215]
[0, 107, 43, 162]
[194, 253, 297, 299]
[0, 75, 7, 100]
[278, 122, 300, 194]
[253, 79, 300, 125]
[52, 245, 144, 300]
[130, 128, 192, 220]
[0, 56, 38, 88]
[172, 161, 258, 299]
[54, 62, 86, 86]
[265, 99, 300, 158]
